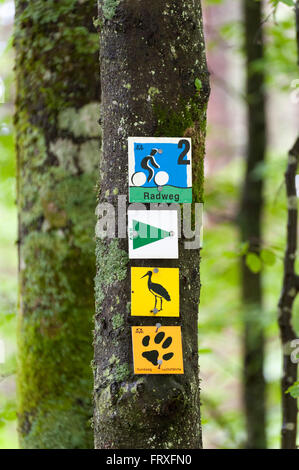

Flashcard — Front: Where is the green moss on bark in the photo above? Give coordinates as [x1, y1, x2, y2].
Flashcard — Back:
[153, 98, 208, 203]
[17, 163, 98, 449]
[94, 239, 128, 314]
[102, 0, 121, 20]
[14, 1, 99, 123]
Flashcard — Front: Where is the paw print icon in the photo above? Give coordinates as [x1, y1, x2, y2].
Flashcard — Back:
[131, 326, 184, 374]
[142, 331, 174, 368]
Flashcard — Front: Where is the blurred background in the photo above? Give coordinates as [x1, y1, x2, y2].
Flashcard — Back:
[0, 0, 298, 449]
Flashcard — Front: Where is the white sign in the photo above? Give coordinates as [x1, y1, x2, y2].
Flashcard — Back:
[128, 210, 178, 259]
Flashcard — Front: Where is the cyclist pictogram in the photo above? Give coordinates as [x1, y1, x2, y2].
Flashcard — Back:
[128, 137, 192, 203]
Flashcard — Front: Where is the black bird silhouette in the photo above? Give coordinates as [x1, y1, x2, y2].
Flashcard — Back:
[141, 270, 171, 313]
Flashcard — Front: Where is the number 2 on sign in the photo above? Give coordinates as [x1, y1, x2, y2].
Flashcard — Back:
[177, 139, 190, 165]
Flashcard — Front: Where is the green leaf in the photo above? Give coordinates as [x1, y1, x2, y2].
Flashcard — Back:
[270, 0, 294, 6]
[260, 249, 276, 266]
[240, 241, 249, 256]
[204, 0, 223, 4]
[195, 78, 202, 91]
[198, 348, 212, 355]
[223, 250, 239, 259]
[0, 401, 16, 424]
[245, 253, 262, 273]
[286, 382, 299, 398]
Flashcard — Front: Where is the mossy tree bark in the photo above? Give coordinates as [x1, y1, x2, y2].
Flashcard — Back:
[15, 0, 100, 448]
[94, 0, 209, 449]
[239, 0, 267, 449]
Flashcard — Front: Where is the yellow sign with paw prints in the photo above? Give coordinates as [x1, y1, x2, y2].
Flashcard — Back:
[131, 326, 184, 374]
[131, 267, 179, 317]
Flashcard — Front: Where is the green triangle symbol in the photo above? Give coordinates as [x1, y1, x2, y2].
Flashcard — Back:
[133, 220, 171, 250]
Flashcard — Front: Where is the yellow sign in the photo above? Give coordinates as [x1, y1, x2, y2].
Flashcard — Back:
[131, 326, 184, 374]
[131, 267, 179, 317]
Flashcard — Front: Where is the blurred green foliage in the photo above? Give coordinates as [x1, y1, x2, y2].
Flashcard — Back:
[200, 0, 298, 448]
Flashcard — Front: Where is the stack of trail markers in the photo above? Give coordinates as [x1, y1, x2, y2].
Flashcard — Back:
[128, 137, 192, 375]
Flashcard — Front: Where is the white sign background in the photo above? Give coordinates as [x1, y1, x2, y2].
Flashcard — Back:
[128, 210, 179, 259]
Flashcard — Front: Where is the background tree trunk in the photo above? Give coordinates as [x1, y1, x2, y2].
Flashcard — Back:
[278, 138, 299, 449]
[239, 0, 267, 449]
[15, 0, 100, 448]
[94, 0, 209, 449]
[278, 1, 299, 449]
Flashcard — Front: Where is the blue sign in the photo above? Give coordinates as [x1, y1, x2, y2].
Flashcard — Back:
[128, 137, 192, 203]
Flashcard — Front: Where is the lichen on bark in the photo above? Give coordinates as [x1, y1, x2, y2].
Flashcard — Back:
[15, 0, 100, 449]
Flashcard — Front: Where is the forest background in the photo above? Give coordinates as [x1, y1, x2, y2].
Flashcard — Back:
[0, 0, 298, 449]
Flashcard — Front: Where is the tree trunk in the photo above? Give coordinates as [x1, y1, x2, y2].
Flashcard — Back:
[278, 138, 299, 449]
[94, 0, 209, 449]
[278, 2, 299, 447]
[239, 0, 267, 449]
[15, 0, 100, 448]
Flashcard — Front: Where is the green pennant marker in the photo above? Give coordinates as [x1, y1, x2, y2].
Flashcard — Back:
[133, 220, 171, 250]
